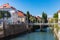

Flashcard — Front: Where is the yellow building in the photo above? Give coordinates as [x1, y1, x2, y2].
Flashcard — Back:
[17, 10, 27, 23]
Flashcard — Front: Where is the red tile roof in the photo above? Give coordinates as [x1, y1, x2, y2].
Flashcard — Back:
[36, 16, 41, 19]
[0, 3, 11, 8]
[0, 3, 26, 17]
[0, 3, 16, 10]
[17, 10, 26, 17]
[58, 10, 60, 13]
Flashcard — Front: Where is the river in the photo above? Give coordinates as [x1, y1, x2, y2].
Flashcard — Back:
[10, 27, 57, 40]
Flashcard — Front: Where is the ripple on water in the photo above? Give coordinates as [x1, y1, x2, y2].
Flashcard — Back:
[10, 28, 55, 40]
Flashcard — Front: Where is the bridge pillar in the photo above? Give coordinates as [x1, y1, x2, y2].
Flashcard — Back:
[40, 25, 42, 31]
[26, 24, 29, 29]
[26, 24, 33, 32]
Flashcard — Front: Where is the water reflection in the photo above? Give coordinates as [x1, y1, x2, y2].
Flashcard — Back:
[10, 27, 55, 40]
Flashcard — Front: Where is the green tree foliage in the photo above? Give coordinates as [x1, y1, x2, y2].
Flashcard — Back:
[29, 16, 33, 22]
[42, 12, 48, 23]
[26, 11, 37, 23]
[29, 16, 37, 23]
[0, 11, 11, 19]
[26, 11, 30, 23]
[42, 12, 47, 19]
[0, 11, 11, 36]
[53, 12, 58, 18]
[0, 11, 2, 18]
[53, 12, 58, 23]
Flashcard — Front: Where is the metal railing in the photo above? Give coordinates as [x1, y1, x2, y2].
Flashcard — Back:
[28, 23, 59, 25]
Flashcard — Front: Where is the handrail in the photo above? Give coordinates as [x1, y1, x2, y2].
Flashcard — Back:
[28, 23, 59, 25]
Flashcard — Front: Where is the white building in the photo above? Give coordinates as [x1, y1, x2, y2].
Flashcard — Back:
[0, 3, 18, 24]
[0, 3, 27, 24]
[58, 10, 60, 26]
[17, 10, 27, 23]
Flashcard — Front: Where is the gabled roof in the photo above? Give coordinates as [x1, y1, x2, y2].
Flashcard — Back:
[0, 3, 11, 8]
[36, 16, 41, 19]
[17, 10, 26, 17]
[58, 10, 60, 13]
[0, 3, 26, 17]
[0, 3, 16, 10]
[11, 6, 16, 10]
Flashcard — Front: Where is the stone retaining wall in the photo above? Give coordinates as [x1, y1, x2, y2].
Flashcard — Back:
[54, 28, 59, 40]
[0, 23, 27, 38]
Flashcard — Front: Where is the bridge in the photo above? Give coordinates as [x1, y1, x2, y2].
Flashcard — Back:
[26, 23, 59, 31]
[28, 23, 58, 25]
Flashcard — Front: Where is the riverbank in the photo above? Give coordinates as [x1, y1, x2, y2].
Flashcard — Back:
[10, 28, 55, 40]
[54, 28, 59, 40]
[0, 30, 28, 40]
[0, 24, 58, 40]
[0, 23, 29, 39]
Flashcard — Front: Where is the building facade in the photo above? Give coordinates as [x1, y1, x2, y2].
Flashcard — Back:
[36, 16, 42, 23]
[0, 3, 18, 24]
[0, 3, 27, 24]
[17, 10, 27, 23]
[58, 10, 60, 23]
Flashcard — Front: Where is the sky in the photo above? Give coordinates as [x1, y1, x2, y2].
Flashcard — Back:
[0, 0, 60, 17]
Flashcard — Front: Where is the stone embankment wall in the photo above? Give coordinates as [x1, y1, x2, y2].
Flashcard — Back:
[54, 28, 59, 40]
[0, 23, 28, 38]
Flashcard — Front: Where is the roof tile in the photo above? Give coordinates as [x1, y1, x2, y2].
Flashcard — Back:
[58, 10, 60, 13]
[17, 11, 26, 17]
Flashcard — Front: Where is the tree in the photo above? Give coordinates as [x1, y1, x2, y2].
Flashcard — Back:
[0, 11, 2, 19]
[0, 11, 11, 37]
[0, 11, 11, 19]
[53, 12, 58, 18]
[42, 12, 48, 23]
[53, 12, 58, 31]
[26, 11, 30, 23]
[29, 16, 33, 22]
[29, 16, 37, 23]
[53, 12, 58, 23]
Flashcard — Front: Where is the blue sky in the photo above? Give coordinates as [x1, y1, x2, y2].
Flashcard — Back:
[0, 0, 60, 17]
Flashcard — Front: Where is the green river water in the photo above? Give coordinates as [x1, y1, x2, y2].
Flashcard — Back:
[10, 28, 57, 40]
